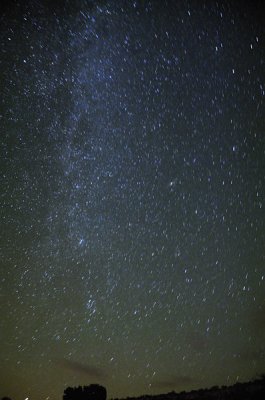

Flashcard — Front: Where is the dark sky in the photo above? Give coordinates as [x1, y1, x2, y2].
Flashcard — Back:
[1, 1, 265, 399]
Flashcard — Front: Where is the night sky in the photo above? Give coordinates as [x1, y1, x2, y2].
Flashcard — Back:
[1, 1, 265, 399]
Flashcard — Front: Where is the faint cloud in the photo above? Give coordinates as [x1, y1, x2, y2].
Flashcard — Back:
[186, 331, 207, 352]
[235, 349, 265, 361]
[57, 358, 108, 379]
[251, 303, 265, 332]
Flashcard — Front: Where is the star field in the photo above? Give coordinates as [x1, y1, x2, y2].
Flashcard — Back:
[1, 1, 265, 400]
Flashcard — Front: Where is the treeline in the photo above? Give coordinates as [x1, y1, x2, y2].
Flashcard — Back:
[111, 375, 265, 400]
[2, 375, 265, 400]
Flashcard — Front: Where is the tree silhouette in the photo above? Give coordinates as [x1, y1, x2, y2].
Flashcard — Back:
[63, 384, 107, 400]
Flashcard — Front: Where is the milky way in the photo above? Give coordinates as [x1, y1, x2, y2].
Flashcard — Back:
[1, 1, 265, 400]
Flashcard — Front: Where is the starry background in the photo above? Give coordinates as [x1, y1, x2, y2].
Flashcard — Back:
[1, 0, 265, 399]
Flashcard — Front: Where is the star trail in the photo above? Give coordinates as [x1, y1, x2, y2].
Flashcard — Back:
[1, 1, 265, 400]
